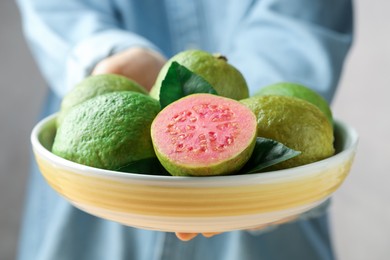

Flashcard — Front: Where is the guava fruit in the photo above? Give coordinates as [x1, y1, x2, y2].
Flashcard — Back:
[151, 93, 257, 176]
[240, 95, 335, 170]
[150, 49, 249, 101]
[256, 82, 333, 124]
[52, 91, 160, 170]
[57, 74, 148, 126]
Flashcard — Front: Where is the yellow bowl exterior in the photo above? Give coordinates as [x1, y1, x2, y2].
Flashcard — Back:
[31, 114, 358, 232]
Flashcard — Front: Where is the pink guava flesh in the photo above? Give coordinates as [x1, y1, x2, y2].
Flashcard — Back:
[151, 94, 257, 176]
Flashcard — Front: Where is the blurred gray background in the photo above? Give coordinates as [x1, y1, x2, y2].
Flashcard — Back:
[1, 1, 389, 259]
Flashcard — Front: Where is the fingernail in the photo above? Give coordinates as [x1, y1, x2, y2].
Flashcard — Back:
[175, 233, 198, 241]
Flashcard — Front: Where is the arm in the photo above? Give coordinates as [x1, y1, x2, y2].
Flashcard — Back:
[16, 0, 163, 96]
[222, 0, 353, 102]
[177, 0, 353, 241]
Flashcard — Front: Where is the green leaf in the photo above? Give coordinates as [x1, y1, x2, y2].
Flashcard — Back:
[117, 157, 170, 176]
[117, 138, 300, 176]
[159, 61, 218, 109]
[240, 137, 301, 174]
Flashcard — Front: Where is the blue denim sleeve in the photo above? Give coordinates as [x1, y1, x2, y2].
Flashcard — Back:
[16, 0, 161, 97]
[220, 0, 353, 102]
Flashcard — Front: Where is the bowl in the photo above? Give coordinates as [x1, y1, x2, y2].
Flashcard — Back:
[31, 114, 358, 233]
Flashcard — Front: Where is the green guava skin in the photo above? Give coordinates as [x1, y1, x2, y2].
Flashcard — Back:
[53, 91, 160, 170]
[240, 95, 334, 170]
[57, 74, 148, 126]
[255, 82, 333, 124]
[150, 50, 249, 101]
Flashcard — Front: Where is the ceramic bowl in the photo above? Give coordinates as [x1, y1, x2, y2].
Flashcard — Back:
[31, 114, 358, 232]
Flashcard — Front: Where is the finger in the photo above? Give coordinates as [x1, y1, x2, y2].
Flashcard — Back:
[175, 232, 198, 241]
[91, 58, 118, 75]
[202, 232, 221, 238]
[91, 48, 166, 91]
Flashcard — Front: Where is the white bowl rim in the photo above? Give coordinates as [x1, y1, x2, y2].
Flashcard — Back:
[31, 113, 359, 186]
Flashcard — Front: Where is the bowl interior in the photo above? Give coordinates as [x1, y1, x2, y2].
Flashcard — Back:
[38, 114, 57, 151]
[32, 114, 358, 182]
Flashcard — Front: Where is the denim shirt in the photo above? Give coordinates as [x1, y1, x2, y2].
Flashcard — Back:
[16, 0, 353, 259]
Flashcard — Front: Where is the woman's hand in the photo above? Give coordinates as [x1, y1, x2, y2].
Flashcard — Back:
[92, 47, 166, 91]
[175, 232, 221, 241]
[175, 215, 298, 241]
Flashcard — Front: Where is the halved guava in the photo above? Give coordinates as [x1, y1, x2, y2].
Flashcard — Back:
[151, 94, 257, 176]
